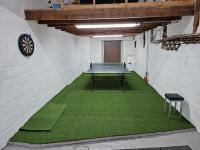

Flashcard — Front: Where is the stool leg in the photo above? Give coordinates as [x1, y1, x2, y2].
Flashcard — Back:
[168, 101, 172, 118]
[164, 97, 167, 112]
[174, 101, 177, 113]
[179, 102, 183, 118]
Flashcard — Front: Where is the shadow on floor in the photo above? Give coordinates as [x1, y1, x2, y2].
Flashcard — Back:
[85, 76, 133, 90]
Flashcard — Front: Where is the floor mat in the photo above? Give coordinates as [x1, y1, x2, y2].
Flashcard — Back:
[21, 103, 66, 131]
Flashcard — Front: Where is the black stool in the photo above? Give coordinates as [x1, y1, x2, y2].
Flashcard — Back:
[164, 93, 184, 118]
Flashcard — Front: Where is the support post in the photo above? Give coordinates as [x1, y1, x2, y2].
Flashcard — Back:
[193, 0, 200, 33]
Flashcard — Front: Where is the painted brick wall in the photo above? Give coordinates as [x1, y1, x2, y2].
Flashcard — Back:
[134, 16, 200, 132]
[134, 33, 148, 76]
[0, 1, 84, 148]
[78, 37, 135, 71]
[77, 37, 91, 72]
[122, 40, 136, 71]
[77, 37, 137, 72]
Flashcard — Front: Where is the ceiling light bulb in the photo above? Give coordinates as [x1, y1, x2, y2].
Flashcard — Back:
[92, 35, 123, 38]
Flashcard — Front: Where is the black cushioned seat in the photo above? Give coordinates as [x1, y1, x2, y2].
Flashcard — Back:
[165, 93, 184, 101]
[164, 93, 184, 118]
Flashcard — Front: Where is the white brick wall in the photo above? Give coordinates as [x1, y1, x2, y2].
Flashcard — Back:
[77, 37, 91, 72]
[134, 16, 200, 132]
[0, 1, 84, 148]
[122, 40, 135, 71]
[0, 0, 46, 18]
[134, 33, 148, 76]
[82, 37, 136, 71]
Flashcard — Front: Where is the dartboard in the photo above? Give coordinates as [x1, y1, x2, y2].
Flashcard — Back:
[18, 34, 34, 56]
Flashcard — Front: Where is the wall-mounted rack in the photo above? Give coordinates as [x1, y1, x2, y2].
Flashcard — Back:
[161, 33, 200, 51]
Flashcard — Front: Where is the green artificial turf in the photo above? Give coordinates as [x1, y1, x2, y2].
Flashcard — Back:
[11, 72, 194, 144]
[21, 103, 66, 131]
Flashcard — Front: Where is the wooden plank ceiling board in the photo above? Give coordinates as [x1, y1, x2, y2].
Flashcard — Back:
[24, 1, 194, 36]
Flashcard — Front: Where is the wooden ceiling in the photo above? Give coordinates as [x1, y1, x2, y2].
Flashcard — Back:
[24, 0, 194, 36]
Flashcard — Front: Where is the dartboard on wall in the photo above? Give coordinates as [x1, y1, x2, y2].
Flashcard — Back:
[18, 34, 34, 56]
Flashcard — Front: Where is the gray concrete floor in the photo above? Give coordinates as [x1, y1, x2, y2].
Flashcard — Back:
[4, 131, 200, 150]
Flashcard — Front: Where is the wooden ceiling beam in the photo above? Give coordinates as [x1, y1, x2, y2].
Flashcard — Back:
[64, 26, 155, 35]
[67, 30, 147, 36]
[61, 26, 156, 35]
[38, 17, 181, 25]
[52, 22, 164, 29]
[47, 21, 167, 27]
[67, 32, 139, 36]
[25, 1, 194, 20]
[60, 28, 154, 33]
[57, 22, 160, 35]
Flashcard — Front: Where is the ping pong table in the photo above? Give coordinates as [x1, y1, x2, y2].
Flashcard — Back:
[86, 62, 130, 91]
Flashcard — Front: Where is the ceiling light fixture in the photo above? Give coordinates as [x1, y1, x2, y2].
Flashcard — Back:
[76, 23, 140, 29]
[92, 35, 123, 38]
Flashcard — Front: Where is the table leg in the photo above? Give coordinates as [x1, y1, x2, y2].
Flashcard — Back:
[174, 101, 177, 112]
[91, 73, 95, 91]
[168, 101, 172, 118]
[179, 101, 183, 118]
[120, 74, 123, 85]
[90, 73, 93, 91]
[117, 73, 120, 78]
[164, 97, 167, 112]
[123, 73, 126, 92]
[123, 73, 125, 85]
[92, 74, 95, 85]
